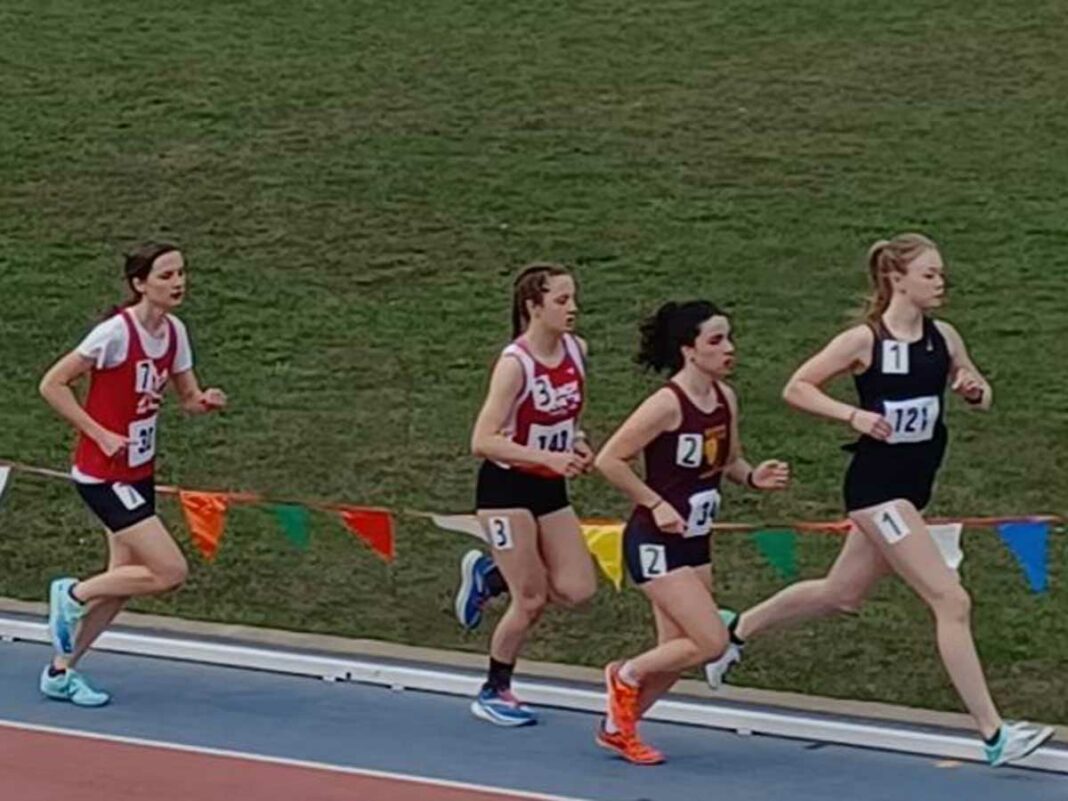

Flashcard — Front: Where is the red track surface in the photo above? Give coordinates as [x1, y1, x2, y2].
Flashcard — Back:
[0, 725, 562, 801]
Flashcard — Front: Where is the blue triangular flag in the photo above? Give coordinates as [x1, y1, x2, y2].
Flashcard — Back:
[996, 521, 1049, 593]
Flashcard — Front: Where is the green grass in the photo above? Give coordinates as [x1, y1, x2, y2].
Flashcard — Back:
[1, 0, 1066, 722]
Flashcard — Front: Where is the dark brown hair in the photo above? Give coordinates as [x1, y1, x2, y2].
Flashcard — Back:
[511, 262, 571, 338]
[637, 300, 726, 373]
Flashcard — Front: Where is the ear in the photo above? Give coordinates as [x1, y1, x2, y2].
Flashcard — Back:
[524, 296, 540, 319]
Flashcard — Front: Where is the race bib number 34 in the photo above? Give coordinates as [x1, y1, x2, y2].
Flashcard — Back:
[685, 488, 720, 538]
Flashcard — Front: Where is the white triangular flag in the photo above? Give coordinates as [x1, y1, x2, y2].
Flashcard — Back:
[430, 514, 487, 542]
[929, 523, 964, 571]
[0, 466, 11, 502]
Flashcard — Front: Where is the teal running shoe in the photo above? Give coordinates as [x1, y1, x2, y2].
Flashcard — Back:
[985, 721, 1054, 767]
[40, 665, 110, 707]
[48, 577, 85, 656]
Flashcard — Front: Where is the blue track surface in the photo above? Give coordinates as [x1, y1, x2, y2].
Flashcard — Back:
[1, 640, 1062, 800]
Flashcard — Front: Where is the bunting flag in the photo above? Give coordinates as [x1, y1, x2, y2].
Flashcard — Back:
[338, 507, 395, 562]
[751, 529, 798, 581]
[581, 524, 624, 590]
[0, 465, 11, 504]
[274, 504, 310, 550]
[430, 514, 487, 542]
[997, 521, 1049, 593]
[179, 491, 230, 561]
[928, 523, 964, 571]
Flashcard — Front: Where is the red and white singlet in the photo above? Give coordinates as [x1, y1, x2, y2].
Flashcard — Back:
[497, 333, 585, 478]
[73, 311, 178, 482]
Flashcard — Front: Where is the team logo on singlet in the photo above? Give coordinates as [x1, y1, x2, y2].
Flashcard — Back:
[531, 376, 582, 415]
[134, 359, 170, 415]
[700, 424, 729, 478]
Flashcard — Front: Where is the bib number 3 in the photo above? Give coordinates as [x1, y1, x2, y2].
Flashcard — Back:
[486, 516, 514, 550]
[128, 416, 158, 468]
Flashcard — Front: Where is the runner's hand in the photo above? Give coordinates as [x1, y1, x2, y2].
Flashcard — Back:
[652, 501, 687, 535]
[849, 409, 892, 441]
[540, 451, 586, 478]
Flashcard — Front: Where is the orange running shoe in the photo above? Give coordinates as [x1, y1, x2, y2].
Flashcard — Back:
[604, 661, 640, 737]
[595, 719, 665, 766]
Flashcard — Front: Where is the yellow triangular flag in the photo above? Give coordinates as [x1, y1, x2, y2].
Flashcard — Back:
[581, 524, 624, 591]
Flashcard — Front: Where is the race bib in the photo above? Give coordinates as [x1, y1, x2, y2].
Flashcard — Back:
[128, 416, 158, 468]
[676, 434, 703, 468]
[639, 544, 667, 579]
[883, 396, 939, 444]
[528, 419, 574, 453]
[112, 482, 147, 511]
[874, 503, 910, 545]
[486, 516, 514, 550]
[881, 340, 910, 375]
[684, 488, 720, 538]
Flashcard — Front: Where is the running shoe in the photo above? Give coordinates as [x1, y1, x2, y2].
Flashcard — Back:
[39, 665, 109, 707]
[470, 686, 537, 727]
[48, 577, 84, 656]
[985, 721, 1055, 767]
[454, 550, 496, 630]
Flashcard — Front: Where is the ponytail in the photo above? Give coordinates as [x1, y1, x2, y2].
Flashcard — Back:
[636, 300, 724, 373]
[862, 233, 937, 326]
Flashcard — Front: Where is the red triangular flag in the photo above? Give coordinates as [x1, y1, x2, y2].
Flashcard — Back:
[179, 491, 229, 561]
[338, 507, 395, 562]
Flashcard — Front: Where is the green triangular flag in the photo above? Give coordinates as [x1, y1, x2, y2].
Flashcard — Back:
[273, 504, 310, 550]
[751, 529, 798, 581]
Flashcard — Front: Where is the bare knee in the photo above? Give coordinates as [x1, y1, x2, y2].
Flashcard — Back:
[511, 585, 548, 624]
[826, 583, 868, 615]
[552, 576, 597, 608]
[692, 627, 730, 664]
[929, 584, 971, 623]
[153, 556, 189, 593]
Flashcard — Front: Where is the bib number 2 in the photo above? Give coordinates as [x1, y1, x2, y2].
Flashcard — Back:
[639, 544, 667, 579]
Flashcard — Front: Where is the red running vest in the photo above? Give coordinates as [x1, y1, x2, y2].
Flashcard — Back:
[73, 311, 178, 482]
[497, 333, 585, 478]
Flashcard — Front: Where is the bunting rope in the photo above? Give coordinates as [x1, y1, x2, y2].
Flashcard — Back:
[1, 458, 1061, 592]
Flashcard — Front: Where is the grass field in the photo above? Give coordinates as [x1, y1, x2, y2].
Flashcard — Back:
[1, 1, 1066, 722]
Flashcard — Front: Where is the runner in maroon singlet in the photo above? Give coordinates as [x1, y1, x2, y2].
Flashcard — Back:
[594, 300, 789, 764]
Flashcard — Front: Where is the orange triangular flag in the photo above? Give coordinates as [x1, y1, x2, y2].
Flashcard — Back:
[338, 507, 395, 562]
[179, 491, 229, 561]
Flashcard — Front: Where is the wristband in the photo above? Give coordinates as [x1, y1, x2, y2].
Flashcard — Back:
[745, 470, 759, 490]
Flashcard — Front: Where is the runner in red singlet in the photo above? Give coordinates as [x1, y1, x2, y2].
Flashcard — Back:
[460, 263, 597, 727]
[38, 243, 226, 706]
